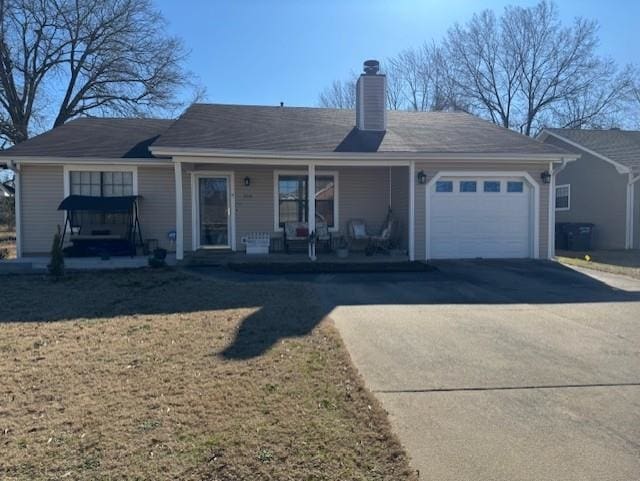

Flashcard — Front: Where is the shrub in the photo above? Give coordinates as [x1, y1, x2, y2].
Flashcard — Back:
[0, 248, 8, 260]
[47, 226, 65, 278]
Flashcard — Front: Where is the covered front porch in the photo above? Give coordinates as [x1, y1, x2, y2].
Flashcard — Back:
[173, 159, 416, 263]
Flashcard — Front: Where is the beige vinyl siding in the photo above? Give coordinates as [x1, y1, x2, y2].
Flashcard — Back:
[414, 162, 550, 260]
[20, 164, 64, 254]
[390, 166, 409, 249]
[338, 166, 389, 237]
[544, 135, 628, 249]
[138, 166, 176, 251]
[181, 163, 391, 251]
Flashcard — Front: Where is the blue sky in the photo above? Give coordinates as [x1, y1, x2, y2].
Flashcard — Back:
[155, 0, 640, 107]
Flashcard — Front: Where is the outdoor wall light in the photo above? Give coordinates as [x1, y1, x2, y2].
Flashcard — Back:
[417, 170, 427, 185]
[244, 176, 251, 187]
[540, 170, 551, 184]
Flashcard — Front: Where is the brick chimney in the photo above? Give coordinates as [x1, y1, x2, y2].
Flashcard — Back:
[356, 60, 386, 131]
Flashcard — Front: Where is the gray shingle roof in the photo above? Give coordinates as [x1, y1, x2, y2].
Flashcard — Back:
[152, 103, 565, 155]
[0, 118, 174, 159]
[0, 104, 570, 160]
[545, 128, 640, 174]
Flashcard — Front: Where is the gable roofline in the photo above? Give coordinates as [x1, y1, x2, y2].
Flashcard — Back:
[538, 129, 630, 174]
[149, 145, 577, 163]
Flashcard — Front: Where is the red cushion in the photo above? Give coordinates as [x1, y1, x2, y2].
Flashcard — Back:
[295, 227, 309, 237]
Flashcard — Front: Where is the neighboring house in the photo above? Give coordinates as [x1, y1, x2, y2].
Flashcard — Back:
[0, 60, 575, 261]
[539, 129, 640, 250]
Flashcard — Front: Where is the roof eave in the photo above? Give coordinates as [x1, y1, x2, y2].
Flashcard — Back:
[2, 155, 173, 166]
[149, 145, 576, 163]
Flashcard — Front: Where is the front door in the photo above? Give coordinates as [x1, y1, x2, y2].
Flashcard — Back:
[198, 177, 230, 248]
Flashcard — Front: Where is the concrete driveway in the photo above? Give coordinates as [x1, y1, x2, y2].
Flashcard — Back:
[321, 261, 640, 481]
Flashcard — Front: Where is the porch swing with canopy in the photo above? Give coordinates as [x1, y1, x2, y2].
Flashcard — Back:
[57, 195, 144, 257]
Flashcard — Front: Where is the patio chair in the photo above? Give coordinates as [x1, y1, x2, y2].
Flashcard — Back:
[370, 216, 399, 253]
[347, 219, 371, 251]
[283, 220, 332, 253]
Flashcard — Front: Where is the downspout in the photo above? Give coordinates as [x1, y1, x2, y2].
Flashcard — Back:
[627, 173, 640, 249]
[549, 158, 569, 259]
[7, 160, 21, 258]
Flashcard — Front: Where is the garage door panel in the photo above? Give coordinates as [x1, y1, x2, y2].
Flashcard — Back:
[429, 177, 532, 259]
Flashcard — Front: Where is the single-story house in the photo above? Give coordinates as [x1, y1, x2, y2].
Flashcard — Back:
[539, 128, 640, 250]
[0, 60, 577, 262]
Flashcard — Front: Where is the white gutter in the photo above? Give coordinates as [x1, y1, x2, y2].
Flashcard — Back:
[3, 156, 172, 166]
[150, 146, 577, 163]
[548, 157, 572, 259]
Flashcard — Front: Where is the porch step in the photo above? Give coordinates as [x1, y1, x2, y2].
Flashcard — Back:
[226, 260, 433, 274]
[183, 250, 234, 267]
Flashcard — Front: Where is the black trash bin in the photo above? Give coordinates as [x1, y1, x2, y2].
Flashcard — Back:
[562, 223, 594, 251]
[555, 223, 569, 250]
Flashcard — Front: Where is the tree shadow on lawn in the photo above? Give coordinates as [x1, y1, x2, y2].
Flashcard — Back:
[1, 260, 640, 360]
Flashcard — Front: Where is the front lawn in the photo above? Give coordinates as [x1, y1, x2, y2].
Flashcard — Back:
[556, 249, 640, 279]
[0, 269, 415, 480]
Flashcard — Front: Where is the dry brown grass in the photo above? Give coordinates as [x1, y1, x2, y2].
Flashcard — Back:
[556, 250, 640, 280]
[0, 269, 415, 481]
[0, 224, 15, 259]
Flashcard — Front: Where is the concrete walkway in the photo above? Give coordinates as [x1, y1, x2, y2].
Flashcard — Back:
[323, 261, 640, 481]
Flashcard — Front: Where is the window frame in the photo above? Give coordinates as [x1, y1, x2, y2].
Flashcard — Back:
[555, 184, 571, 211]
[273, 170, 339, 232]
[64, 165, 138, 198]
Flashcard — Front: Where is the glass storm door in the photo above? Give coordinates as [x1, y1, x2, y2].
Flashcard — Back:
[199, 177, 230, 248]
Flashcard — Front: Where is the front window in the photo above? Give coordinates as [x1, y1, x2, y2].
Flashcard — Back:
[555, 184, 570, 210]
[70, 171, 134, 197]
[69, 170, 135, 226]
[277, 173, 336, 228]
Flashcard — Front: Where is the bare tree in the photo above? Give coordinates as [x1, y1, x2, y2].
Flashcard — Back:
[318, 77, 356, 109]
[320, 1, 635, 134]
[447, 0, 633, 135]
[0, 0, 189, 145]
[445, 9, 522, 128]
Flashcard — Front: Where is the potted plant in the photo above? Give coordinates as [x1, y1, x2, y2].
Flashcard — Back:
[335, 236, 349, 258]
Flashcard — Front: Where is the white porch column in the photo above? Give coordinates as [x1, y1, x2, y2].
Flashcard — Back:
[174, 161, 184, 260]
[548, 162, 555, 259]
[626, 174, 634, 249]
[12, 163, 22, 258]
[408, 161, 416, 261]
[308, 163, 316, 261]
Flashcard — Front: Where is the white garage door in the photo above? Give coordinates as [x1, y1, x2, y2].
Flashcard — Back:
[428, 177, 533, 259]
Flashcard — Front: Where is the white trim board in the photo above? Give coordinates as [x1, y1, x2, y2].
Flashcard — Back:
[160, 150, 575, 163]
[272, 169, 340, 233]
[190, 171, 236, 252]
[424, 171, 541, 260]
